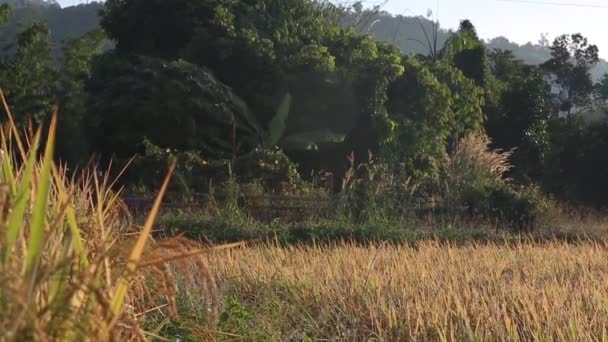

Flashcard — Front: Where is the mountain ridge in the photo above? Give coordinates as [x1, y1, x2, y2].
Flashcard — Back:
[345, 11, 608, 81]
[0, 0, 60, 9]
[0, 2, 102, 55]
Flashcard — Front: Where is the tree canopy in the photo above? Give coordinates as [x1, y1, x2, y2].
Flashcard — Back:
[1, 0, 608, 206]
[542, 34, 599, 115]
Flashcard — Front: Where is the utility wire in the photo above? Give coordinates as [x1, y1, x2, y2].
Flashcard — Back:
[497, 0, 608, 9]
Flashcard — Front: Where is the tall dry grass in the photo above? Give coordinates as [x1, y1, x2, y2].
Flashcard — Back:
[211, 241, 608, 340]
[0, 91, 234, 340]
[444, 132, 514, 183]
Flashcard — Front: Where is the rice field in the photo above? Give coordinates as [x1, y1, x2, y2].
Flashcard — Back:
[210, 242, 608, 341]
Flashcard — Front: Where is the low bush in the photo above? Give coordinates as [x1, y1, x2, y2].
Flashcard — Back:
[123, 143, 314, 197]
[461, 183, 553, 230]
[436, 133, 555, 231]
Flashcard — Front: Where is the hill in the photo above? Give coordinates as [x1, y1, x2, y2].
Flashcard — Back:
[485, 36, 608, 81]
[0, 0, 59, 9]
[0, 1, 102, 53]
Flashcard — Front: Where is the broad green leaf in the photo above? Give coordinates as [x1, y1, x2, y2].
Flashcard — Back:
[265, 93, 292, 147]
[52, 165, 89, 268]
[4, 129, 41, 264]
[25, 112, 57, 275]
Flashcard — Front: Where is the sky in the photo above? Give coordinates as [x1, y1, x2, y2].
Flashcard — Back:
[55, 0, 608, 58]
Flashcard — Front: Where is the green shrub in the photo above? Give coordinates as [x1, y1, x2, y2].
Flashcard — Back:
[219, 298, 256, 336]
[86, 53, 261, 160]
[125, 139, 213, 194]
[462, 183, 552, 231]
[124, 144, 309, 197]
[233, 147, 304, 193]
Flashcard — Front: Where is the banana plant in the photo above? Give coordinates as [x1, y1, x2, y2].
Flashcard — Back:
[262, 93, 292, 148]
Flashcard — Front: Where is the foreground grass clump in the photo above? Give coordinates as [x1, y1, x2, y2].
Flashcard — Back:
[0, 94, 232, 340]
[210, 242, 608, 340]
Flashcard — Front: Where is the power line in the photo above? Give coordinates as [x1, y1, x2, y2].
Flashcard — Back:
[497, 0, 608, 9]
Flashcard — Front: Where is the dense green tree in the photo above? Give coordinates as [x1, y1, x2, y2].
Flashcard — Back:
[593, 73, 608, 111]
[100, 0, 343, 128]
[574, 122, 608, 205]
[430, 61, 485, 146]
[337, 36, 404, 159]
[542, 34, 599, 115]
[441, 20, 487, 87]
[384, 57, 451, 175]
[0, 5, 107, 163]
[379, 58, 484, 177]
[542, 117, 580, 199]
[498, 73, 550, 181]
[186, 0, 346, 126]
[485, 49, 552, 182]
[100, 0, 227, 59]
[85, 53, 261, 159]
[56, 28, 107, 163]
[1, 21, 56, 124]
[284, 30, 399, 139]
[97, 0, 406, 166]
[487, 49, 527, 83]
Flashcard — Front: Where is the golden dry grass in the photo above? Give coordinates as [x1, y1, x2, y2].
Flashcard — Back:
[211, 241, 608, 341]
[0, 92, 237, 340]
